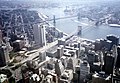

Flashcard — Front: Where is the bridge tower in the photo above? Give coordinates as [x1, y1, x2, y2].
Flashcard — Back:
[77, 26, 82, 36]
[77, 13, 80, 21]
[53, 15, 56, 26]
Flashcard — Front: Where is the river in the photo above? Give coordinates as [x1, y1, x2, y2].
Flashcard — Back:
[30, 7, 120, 40]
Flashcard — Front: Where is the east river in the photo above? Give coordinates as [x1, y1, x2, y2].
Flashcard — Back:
[30, 7, 120, 40]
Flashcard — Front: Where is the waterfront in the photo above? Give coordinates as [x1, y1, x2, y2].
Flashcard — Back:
[30, 6, 120, 40]
[1, 1, 120, 83]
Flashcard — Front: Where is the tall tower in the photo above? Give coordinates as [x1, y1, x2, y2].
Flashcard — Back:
[116, 46, 120, 68]
[0, 45, 10, 67]
[33, 24, 46, 48]
[0, 30, 2, 45]
[104, 53, 115, 74]
[77, 13, 80, 21]
[53, 15, 56, 27]
[77, 26, 82, 36]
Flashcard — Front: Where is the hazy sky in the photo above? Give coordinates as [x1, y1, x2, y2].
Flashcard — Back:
[2, 0, 119, 3]
[6, 0, 119, 1]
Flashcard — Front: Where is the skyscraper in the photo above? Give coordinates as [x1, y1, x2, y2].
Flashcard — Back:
[33, 24, 46, 48]
[0, 45, 10, 67]
[116, 46, 120, 68]
[104, 53, 115, 74]
[0, 30, 2, 45]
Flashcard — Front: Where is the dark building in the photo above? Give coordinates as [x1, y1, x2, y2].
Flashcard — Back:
[116, 46, 120, 68]
[104, 53, 115, 74]
[94, 39, 112, 51]
[0, 46, 10, 67]
[0, 30, 2, 45]
[57, 45, 64, 59]
[92, 72, 112, 83]
[55, 60, 64, 76]
[94, 39, 102, 51]
[101, 39, 112, 51]
[106, 35, 119, 46]
[13, 40, 25, 51]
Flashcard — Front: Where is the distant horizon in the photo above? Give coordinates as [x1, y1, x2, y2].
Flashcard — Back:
[1, 0, 120, 2]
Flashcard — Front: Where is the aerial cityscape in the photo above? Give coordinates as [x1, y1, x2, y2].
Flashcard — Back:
[0, 0, 120, 83]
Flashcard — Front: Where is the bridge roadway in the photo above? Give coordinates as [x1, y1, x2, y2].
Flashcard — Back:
[21, 15, 78, 26]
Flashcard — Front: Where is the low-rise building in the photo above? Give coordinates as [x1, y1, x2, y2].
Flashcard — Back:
[92, 72, 112, 83]
[0, 74, 9, 83]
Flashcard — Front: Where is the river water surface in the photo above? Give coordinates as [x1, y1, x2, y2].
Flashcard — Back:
[30, 7, 120, 40]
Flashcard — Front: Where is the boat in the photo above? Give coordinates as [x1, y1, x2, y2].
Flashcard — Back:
[108, 24, 120, 28]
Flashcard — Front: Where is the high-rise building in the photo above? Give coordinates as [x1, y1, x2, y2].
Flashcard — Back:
[39, 51, 46, 62]
[94, 39, 102, 51]
[80, 60, 90, 82]
[0, 45, 10, 67]
[33, 24, 46, 48]
[67, 57, 76, 71]
[57, 45, 64, 59]
[95, 39, 113, 51]
[106, 34, 119, 46]
[55, 60, 64, 76]
[13, 40, 25, 51]
[77, 26, 82, 36]
[116, 46, 120, 68]
[101, 39, 112, 51]
[104, 53, 115, 74]
[0, 30, 2, 45]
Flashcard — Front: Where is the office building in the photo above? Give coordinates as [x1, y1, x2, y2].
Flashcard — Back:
[0, 74, 9, 83]
[29, 74, 40, 83]
[57, 45, 64, 59]
[55, 60, 64, 76]
[43, 75, 54, 83]
[13, 67, 23, 83]
[80, 60, 90, 82]
[13, 40, 25, 51]
[58, 38, 65, 46]
[94, 39, 102, 51]
[116, 46, 120, 68]
[77, 26, 82, 36]
[106, 34, 119, 46]
[67, 57, 76, 71]
[47, 59, 55, 70]
[104, 53, 115, 74]
[101, 39, 112, 51]
[0, 30, 2, 45]
[0, 45, 10, 67]
[92, 72, 112, 83]
[33, 24, 46, 48]
[61, 56, 67, 68]
[60, 70, 73, 83]
[39, 51, 46, 62]
[95, 39, 113, 51]
[46, 46, 57, 58]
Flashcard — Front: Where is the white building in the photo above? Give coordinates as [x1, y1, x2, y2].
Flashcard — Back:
[0, 74, 9, 83]
[33, 24, 46, 48]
